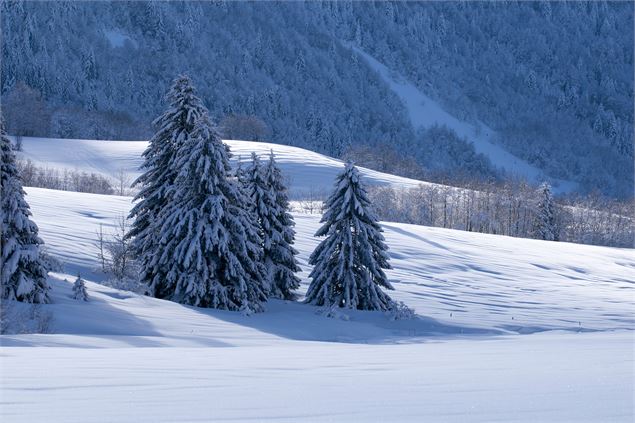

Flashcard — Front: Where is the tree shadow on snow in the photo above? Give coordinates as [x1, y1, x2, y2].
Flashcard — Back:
[20, 275, 168, 348]
[194, 299, 500, 345]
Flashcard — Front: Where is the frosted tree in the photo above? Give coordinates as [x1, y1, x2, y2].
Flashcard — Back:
[1, 117, 50, 303]
[533, 182, 557, 241]
[246, 151, 300, 299]
[151, 116, 267, 312]
[72, 274, 88, 301]
[234, 155, 252, 208]
[128, 75, 210, 298]
[263, 151, 301, 298]
[305, 162, 394, 311]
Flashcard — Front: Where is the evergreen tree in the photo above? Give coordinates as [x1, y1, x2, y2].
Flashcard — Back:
[151, 116, 267, 312]
[263, 151, 301, 299]
[1, 116, 49, 303]
[246, 151, 301, 299]
[305, 162, 394, 311]
[72, 273, 88, 301]
[128, 75, 210, 298]
[533, 182, 557, 241]
[234, 155, 254, 216]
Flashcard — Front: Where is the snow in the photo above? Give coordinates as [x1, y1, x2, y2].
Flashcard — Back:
[354, 47, 578, 193]
[102, 29, 136, 48]
[2, 331, 633, 423]
[15, 187, 634, 338]
[2, 137, 634, 421]
[15, 136, 434, 196]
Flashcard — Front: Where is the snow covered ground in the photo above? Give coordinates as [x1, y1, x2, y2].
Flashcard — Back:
[3, 331, 632, 423]
[354, 48, 578, 193]
[2, 137, 634, 421]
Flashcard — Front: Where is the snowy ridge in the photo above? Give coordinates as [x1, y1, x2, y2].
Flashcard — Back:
[16, 136, 435, 196]
[353, 47, 578, 193]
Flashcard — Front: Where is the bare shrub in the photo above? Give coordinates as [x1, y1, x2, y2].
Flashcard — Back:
[17, 159, 114, 195]
[0, 302, 54, 335]
[95, 215, 145, 294]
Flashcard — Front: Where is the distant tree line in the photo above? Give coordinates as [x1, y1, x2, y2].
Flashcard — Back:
[368, 181, 634, 248]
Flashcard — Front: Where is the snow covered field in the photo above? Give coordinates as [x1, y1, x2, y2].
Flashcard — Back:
[2, 137, 634, 422]
[3, 331, 632, 423]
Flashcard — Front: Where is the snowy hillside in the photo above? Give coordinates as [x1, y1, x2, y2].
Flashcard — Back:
[2, 186, 634, 422]
[355, 48, 577, 193]
[11, 187, 635, 338]
[16, 136, 435, 195]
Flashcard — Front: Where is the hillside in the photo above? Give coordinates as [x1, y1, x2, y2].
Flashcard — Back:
[2, 1, 632, 197]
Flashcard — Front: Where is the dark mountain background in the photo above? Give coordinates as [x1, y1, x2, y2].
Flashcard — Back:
[1, 1, 632, 197]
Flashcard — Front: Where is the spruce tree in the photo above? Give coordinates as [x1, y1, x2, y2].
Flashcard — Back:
[262, 151, 300, 299]
[72, 273, 88, 301]
[245, 153, 272, 295]
[151, 116, 267, 312]
[1, 117, 49, 303]
[305, 162, 394, 311]
[533, 182, 557, 241]
[128, 75, 210, 297]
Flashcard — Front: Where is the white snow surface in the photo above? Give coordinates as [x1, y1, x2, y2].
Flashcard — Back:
[2, 137, 634, 421]
[354, 48, 578, 193]
[16, 136, 432, 196]
[2, 331, 632, 423]
[102, 29, 136, 49]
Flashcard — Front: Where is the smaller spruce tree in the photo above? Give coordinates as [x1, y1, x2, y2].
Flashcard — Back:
[305, 162, 394, 311]
[72, 274, 88, 301]
[246, 151, 300, 299]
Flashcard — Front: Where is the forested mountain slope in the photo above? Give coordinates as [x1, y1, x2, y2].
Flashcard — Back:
[1, 1, 632, 197]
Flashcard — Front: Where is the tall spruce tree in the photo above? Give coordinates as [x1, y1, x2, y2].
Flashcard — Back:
[246, 151, 300, 299]
[128, 75, 210, 297]
[533, 182, 557, 241]
[305, 162, 394, 311]
[1, 117, 49, 303]
[151, 116, 267, 312]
